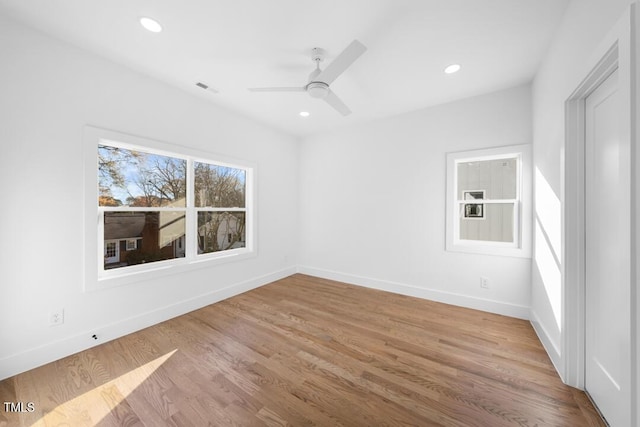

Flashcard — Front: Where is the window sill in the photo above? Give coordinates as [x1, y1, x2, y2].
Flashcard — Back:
[89, 249, 256, 291]
[446, 242, 531, 258]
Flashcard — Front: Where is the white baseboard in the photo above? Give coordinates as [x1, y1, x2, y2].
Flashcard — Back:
[0, 266, 296, 381]
[529, 309, 563, 379]
[297, 266, 530, 320]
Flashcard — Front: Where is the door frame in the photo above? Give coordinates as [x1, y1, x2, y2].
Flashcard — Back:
[563, 4, 637, 424]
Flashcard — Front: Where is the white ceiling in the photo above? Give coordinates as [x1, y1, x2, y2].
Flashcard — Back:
[0, 0, 569, 137]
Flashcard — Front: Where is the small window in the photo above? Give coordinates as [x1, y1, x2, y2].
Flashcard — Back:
[446, 145, 531, 258]
[126, 239, 138, 251]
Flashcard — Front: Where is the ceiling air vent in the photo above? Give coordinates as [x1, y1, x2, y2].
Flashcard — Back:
[195, 82, 219, 93]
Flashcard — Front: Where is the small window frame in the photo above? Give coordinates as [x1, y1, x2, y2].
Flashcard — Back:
[126, 239, 138, 251]
[445, 144, 532, 258]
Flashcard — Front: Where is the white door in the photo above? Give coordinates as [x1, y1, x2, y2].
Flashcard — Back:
[104, 240, 119, 264]
[584, 67, 631, 426]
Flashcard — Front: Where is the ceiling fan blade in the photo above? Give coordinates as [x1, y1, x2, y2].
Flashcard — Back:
[248, 87, 305, 92]
[316, 40, 367, 85]
[324, 90, 352, 116]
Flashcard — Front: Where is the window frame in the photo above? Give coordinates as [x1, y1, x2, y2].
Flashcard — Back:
[84, 126, 256, 291]
[126, 239, 138, 251]
[445, 144, 532, 258]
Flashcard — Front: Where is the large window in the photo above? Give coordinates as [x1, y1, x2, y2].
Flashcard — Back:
[84, 127, 254, 289]
[445, 145, 531, 258]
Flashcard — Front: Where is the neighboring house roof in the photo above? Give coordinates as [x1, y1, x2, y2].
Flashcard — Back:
[104, 212, 145, 240]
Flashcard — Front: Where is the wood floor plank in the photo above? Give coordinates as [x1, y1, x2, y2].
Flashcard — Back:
[1, 274, 605, 426]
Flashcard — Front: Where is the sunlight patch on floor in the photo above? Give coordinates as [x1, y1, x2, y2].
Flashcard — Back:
[29, 349, 177, 427]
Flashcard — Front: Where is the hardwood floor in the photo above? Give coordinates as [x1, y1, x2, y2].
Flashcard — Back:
[1, 274, 604, 426]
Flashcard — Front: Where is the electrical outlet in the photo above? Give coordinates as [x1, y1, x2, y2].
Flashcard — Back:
[49, 309, 64, 326]
[480, 277, 490, 289]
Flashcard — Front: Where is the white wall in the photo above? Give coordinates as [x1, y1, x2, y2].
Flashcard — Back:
[0, 15, 299, 379]
[298, 85, 532, 319]
[530, 0, 632, 375]
[4, 2, 635, 406]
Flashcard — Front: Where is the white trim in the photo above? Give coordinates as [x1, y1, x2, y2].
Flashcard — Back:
[633, 2, 640, 421]
[563, 44, 618, 390]
[100, 206, 191, 212]
[530, 310, 562, 378]
[0, 267, 296, 381]
[563, 6, 636, 425]
[446, 144, 532, 258]
[297, 265, 530, 320]
[563, 10, 633, 389]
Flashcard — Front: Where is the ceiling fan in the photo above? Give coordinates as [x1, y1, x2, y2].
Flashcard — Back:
[248, 40, 367, 116]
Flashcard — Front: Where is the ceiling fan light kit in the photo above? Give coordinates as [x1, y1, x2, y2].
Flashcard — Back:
[306, 82, 329, 99]
[248, 40, 367, 116]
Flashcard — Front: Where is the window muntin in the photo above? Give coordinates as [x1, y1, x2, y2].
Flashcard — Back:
[104, 241, 118, 261]
[94, 135, 253, 281]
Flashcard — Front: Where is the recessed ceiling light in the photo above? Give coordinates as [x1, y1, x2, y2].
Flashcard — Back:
[299, 111, 310, 117]
[444, 64, 461, 74]
[140, 17, 162, 33]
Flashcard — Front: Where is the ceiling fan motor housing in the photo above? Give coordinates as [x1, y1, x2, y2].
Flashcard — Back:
[306, 81, 329, 98]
